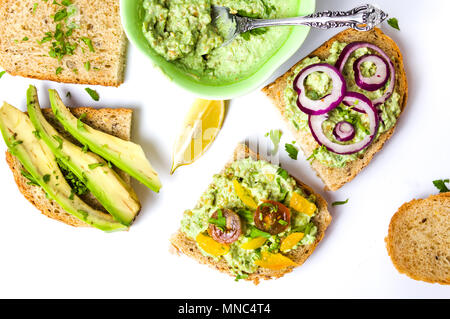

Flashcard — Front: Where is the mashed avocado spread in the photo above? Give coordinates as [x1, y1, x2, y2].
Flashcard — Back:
[142, 0, 299, 84]
[284, 41, 401, 168]
[181, 157, 318, 278]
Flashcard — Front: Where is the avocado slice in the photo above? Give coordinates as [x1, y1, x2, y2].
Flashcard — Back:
[0, 102, 127, 232]
[49, 89, 162, 193]
[27, 86, 141, 226]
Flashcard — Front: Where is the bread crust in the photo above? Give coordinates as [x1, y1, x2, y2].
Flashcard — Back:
[262, 28, 408, 191]
[170, 143, 332, 284]
[0, 0, 127, 86]
[5, 107, 133, 227]
[385, 193, 450, 285]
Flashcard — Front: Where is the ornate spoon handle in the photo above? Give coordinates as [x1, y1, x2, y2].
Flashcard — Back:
[241, 4, 388, 33]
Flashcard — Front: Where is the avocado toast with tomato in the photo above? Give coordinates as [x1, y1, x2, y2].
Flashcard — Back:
[171, 144, 331, 284]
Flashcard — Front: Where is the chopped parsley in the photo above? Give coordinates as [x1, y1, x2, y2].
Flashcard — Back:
[84, 61, 91, 71]
[10, 140, 23, 147]
[88, 162, 105, 170]
[77, 113, 87, 131]
[21, 170, 39, 186]
[332, 199, 349, 206]
[85, 88, 99, 101]
[433, 179, 449, 193]
[81, 37, 95, 52]
[53, 135, 63, 149]
[32, 130, 41, 139]
[285, 143, 298, 160]
[276, 167, 289, 180]
[43, 174, 51, 183]
[56, 158, 88, 196]
[55, 66, 63, 75]
[249, 227, 271, 239]
[208, 209, 227, 231]
[387, 18, 400, 30]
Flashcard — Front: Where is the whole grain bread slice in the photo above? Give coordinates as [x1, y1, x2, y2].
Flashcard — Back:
[0, 0, 127, 86]
[5, 107, 133, 227]
[385, 193, 450, 285]
[170, 143, 332, 284]
[262, 28, 408, 191]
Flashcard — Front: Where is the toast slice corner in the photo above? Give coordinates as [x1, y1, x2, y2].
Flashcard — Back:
[170, 143, 332, 284]
[262, 28, 408, 191]
[0, 0, 127, 86]
[5, 107, 133, 228]
[385, 192, 450, 285]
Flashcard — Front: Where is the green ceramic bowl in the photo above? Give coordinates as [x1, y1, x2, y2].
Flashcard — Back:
[120, 0, 316, 99]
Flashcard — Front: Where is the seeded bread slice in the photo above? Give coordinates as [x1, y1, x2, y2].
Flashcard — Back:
[5, 107, 133, 227]
[0, 0, 127, 86]
[170, 143, 332, 284]
[262, 28, 408, 191]
[385, 193, 450, 285]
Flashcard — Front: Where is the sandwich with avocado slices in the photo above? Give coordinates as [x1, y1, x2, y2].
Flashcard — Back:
[170, 144, 331, 284]
[0, 86, 161, 231]
[263, 28, 408, 191]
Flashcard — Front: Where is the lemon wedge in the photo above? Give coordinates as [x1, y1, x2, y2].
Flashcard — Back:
[171, 99, 225, 174]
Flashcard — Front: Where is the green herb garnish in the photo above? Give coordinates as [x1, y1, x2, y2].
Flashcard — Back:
[249, 227, 271, 239]
[208, 209, 227, 231]
[276, 167, 289, 180]
[11, 140, 23, 147]
[433, 179, 449, 193]
[53, 135, 63, 149]
[81, 37, 95, 52]
[84, 61, 91, 71]
[387, 18, 400, 30]
[88, 163, 105, 170]
[0, 71, 6, 79]
[332, 199, 349, 206]
[77, 113, 87, 131]
[285, 143, 298, 160]
[32, 130, 41, 139]
[43, 174, 51, 183]
[85, 88, 99, 101]
[55, 66, 63, 75]
[21, 170, 39, 186]
[57, 158, 88, 196]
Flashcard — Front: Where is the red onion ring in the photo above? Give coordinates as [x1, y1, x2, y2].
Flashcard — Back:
[293, 63, 346, 115]
[333, 121, 355, 142]
[335, 42, 395, 106]
[308, 92, 379, 155]
[353, 54, 390, 91]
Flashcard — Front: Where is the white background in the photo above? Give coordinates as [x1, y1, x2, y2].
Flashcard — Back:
[0, 0, 448, 299]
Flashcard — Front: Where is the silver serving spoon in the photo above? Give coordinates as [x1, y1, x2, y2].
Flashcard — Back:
[212, 4, 388, 47]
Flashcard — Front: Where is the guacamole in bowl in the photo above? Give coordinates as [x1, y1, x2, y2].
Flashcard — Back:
[120, 0, 315, 99]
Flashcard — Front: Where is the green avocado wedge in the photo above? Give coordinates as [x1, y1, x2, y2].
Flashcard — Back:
[49, 89, 162, 193]
[0, 102, 127, 232]
[27, 86, 141, 226]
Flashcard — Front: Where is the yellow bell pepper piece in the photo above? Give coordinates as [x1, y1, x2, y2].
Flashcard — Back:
[255, 251, 297, 270]
[233, 179, 258, 210]
[280, 232, 305, 252]
[240, 237, 267, 250]
[290, 192, 316, 216]
[196, 233, 230, 257]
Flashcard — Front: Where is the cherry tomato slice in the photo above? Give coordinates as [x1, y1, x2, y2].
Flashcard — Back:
[254, 201, 291, 235]
[208, 209, 242, 244]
